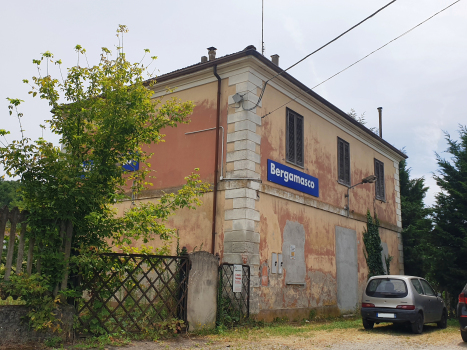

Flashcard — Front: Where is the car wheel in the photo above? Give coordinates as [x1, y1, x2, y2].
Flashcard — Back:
[363, 318, 374, 330]
[411, 313, 424, 334]
[437, 310, 447, 329]
[462, 331, 467, 342]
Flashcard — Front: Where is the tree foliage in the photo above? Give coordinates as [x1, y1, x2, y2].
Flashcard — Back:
[0, 26, 209, 298]
[427, 125, 467, 304]
[0, 179, 22, 209]
[399, 157, 432, 277]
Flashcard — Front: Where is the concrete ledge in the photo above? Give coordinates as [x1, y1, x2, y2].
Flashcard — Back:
[0, 305, 74, 346]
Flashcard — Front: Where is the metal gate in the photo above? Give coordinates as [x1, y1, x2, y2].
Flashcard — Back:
[76, 253, 189, 334]
[217, 263, 250, 326]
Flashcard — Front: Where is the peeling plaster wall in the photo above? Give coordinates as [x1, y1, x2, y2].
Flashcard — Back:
[255, 190, 402, 320]
[114, 192, 217, 256]
[260, 84, 401, 229]
[112, 58, 406, 319]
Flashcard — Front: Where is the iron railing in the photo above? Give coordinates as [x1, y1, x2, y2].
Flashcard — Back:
[217, 263, 250, 326]
[76, 253, 189, 334]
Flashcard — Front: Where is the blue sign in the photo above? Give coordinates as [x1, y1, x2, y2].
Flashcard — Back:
[122, 160, 139, 172]
[267, 159, 319, 197]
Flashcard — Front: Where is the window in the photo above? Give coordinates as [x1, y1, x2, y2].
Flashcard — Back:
[420, 280, 436, 296]
[366, 278, 408, 298]
[411, 279, 424, 295]
[337, 138, 350, 185]
[286, 108, 304, 167]
[374, 158, 385, 200]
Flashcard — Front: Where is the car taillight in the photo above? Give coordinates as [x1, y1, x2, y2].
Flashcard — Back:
[362, 303, 375, 308]
[396, 305, 415, 310]
[459, 293, 466, 304]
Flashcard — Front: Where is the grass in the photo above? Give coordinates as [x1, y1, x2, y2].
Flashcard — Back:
[207, 316, 461, 342]
[53, 316, 463, 349]
[72, 334, 132, 349]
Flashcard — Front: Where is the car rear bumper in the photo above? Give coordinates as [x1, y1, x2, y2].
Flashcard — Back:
[459, 317, 467, 332]
[361, 307, 419, 323]
[458, 303, 467, 331]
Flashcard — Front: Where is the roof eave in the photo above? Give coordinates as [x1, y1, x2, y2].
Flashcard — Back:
[146, 49, 407, 160]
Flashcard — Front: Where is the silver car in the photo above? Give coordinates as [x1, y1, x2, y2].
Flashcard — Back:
[361, 275, 447, 334]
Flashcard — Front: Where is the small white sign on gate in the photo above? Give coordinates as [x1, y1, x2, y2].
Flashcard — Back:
[233, 265, 243, 293]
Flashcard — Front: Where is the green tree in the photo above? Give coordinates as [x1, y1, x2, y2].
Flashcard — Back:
[428, 125, 467, 307]
[399, 157, 432, 277]
[0, 26, 209, 292]
[0, 179, 21, 208]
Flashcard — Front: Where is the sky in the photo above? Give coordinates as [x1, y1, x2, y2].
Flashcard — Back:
[1, 0, 466, 206]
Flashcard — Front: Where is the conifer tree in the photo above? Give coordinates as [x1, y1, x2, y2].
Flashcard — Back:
[428, 126, 467, 304]
[399, 157, 432, 277]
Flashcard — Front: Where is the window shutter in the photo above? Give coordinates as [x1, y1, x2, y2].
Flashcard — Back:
[286, 109, 304, 167]
[338, 139, 344, 183]
[296, 115, 303, 166]
[375, 160, 380, 197]
[344, 142, 350, 185]
[287, 112, 295, 163]
[337, 138, 350, 185]
[380, 161, 385, 199]
[374, 159, 385, 200]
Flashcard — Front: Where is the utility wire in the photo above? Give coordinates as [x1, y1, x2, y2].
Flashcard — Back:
[241, 0, 398, 111]
[261, 0, 462, 119]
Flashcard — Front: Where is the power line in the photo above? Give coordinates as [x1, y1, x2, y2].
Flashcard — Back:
[261, 0, 462, 119]
[242, 0, 398, 111]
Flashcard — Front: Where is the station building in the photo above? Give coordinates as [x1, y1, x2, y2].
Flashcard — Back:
[115, 46, 407, 320]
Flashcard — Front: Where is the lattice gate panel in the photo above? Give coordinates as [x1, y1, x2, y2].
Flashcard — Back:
[217, 263, 250, 326]
[77, 254, 189, 334]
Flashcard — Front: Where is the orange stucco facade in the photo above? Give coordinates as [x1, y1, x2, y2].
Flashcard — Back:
[114, 48, 406, 319]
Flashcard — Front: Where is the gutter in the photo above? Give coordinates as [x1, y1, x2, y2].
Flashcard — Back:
[211, 65, 221, 254]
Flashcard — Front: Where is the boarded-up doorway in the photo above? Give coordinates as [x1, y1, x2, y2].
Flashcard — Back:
[335, 226, 358, 313]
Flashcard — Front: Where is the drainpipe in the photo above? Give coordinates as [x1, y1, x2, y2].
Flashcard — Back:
[211, 65, 221, 254]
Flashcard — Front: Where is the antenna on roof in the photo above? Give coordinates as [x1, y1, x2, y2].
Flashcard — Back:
[262, 0, 265, 55]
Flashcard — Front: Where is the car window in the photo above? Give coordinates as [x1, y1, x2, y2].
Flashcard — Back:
[366, 278, 408, 298]
[411, 279, 424, 295]
[420, 280, 435, 296]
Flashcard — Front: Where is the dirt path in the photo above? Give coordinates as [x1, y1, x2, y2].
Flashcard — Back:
[102, 323, 466, 350]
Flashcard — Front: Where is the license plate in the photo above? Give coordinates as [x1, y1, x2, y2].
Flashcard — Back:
[377, 313, 395, 318]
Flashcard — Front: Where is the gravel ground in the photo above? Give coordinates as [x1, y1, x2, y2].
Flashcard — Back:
[99, 324, 467, 350]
